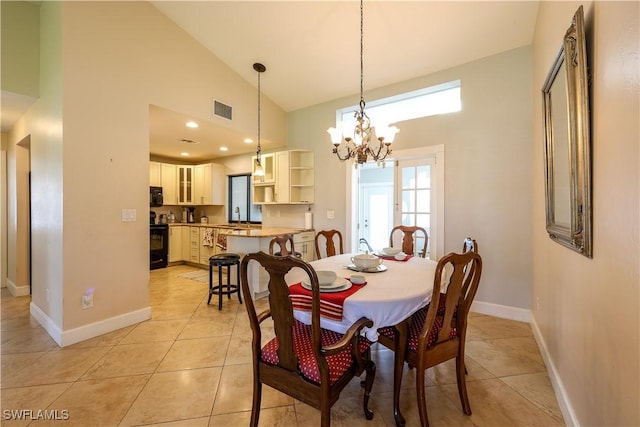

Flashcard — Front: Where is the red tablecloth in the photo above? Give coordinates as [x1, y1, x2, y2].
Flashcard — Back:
[289, 281, 364, 321]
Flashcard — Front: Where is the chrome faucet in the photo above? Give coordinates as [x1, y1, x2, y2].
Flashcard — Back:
[359, 238, 373, 253]
[235, 206, 241, 225]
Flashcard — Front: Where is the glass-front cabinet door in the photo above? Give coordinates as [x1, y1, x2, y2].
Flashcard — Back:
[178, 165, 193, 205]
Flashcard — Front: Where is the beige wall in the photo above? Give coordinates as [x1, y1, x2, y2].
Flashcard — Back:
[6, 1, 287, 340]
[1, 1, 40, 97]
[531, 2, 639, 426]
[287, 46, 534, 311]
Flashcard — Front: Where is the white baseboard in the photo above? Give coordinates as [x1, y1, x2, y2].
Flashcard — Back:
[470, 299, 531, 323]
[30, 303, 152, 347]
[7, 278, 30, 297]
[530, 316, 579, 426]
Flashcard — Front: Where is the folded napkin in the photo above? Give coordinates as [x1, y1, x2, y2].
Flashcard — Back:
[289, 281, 363, 321]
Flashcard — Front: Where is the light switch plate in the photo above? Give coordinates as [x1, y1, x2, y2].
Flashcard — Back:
[327, 210, 335, 219]
[122, 209, 137, 222]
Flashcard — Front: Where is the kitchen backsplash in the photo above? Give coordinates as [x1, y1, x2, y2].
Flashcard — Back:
[150, 205, 226, 224]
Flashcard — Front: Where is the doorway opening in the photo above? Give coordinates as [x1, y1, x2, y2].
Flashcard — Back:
[347, 145, 445, 260]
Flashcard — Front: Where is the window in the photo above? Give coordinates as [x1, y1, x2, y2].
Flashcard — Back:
[336, 80, 461, 128]
[228, 174, 261, 224]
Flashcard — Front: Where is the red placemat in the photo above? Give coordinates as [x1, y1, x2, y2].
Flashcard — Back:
[289, 281, 363, 321]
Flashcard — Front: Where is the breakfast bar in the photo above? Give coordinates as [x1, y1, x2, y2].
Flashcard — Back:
[223, 227, 315, 297]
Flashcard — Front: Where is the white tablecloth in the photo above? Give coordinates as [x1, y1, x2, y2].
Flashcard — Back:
[285, 253, 436, 341]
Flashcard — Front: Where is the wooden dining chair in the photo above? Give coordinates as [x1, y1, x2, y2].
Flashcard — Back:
[389, 225, 428, 258]
[462, 237, 478, 253]
[377, 250, 482, 427]
[268, 234, 301, 258]
[240, 251, 376, 427]
[315, 229, 344, 259]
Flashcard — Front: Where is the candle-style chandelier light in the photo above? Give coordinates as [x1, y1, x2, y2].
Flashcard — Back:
[327, 0, 399, 166]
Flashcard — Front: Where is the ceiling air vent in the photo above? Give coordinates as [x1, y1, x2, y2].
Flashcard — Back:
[213, 100, 232, 120]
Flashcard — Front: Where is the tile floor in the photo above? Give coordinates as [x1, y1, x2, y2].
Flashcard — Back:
[1, 264, 565, 426]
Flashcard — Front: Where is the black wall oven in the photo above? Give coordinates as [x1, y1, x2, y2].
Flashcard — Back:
[150, 223, 169, 270]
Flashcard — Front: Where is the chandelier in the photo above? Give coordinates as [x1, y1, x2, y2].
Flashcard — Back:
[253, 62, 266, 176]
[327, 0, 399, 166]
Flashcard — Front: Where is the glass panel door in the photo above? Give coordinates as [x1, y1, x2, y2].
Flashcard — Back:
[395, 158, 434, 258]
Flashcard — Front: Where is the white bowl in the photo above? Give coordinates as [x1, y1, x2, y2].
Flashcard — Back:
[383, 247, 401, 256]
[394, 252, 408, 260]
[351, 253, 383, 270]
[316, 270, 337, 286]
[350, 274, 366, 285]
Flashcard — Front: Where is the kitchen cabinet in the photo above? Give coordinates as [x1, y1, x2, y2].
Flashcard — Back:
[252, 150, 314, 204]
[161, 163, 177, 205]
[150, 162, 162, 187]
[178, 166, 194, 205]
[168, 225, 184, 262]
[288, 150, 315, 204]
[293, 231, 315, 262]
[181, 226, 190, 261]
[150, 161, 224, 206]
[189, 226, 200, 263]
[252, 152, 276, 184]
[194, 163, 225, 205]
[251, 153, 276, 204]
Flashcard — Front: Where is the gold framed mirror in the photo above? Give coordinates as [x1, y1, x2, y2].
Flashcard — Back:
[542, 5, 592, 257]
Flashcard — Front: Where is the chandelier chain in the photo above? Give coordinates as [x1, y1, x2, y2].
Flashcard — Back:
[360, 0, 364, 107]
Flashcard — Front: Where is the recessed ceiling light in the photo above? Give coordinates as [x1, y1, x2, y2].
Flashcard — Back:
[244, 138, 253, 144]
[180, 152, 189, 156]
[185, 121, 198, 128]
[220, 146, 228, 152]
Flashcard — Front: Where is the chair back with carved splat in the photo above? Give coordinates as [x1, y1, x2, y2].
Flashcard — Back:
[389, 225, 429, 258]
[315, 230, 344, 259]
[240, 251, 377, 427]
[377, 250, 482, 427]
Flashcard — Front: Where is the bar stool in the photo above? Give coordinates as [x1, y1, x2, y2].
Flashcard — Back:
[208, 253, 242, 310]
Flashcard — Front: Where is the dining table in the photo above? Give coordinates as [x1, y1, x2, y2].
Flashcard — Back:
[285, 252, 437, 426]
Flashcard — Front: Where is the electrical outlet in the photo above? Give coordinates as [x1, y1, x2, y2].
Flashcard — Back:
[327, 210, 335, 219]
[82, 293, 93, 309]
[536, 296, 540, 311]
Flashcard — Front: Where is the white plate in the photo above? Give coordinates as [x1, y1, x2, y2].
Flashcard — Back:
[347, 264, 388, 273]
[302, 277, 348, 289]
[301, 280, 352, 293]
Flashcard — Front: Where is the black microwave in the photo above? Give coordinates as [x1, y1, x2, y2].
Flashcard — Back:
[150, 186, 163, 207]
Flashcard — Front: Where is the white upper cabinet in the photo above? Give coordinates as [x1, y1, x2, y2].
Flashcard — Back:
[252, 150, 314, 204]
[161, 163, 177, 205]
[149, 162, 162, 187]
[194, 163, 225, 205]
[149, 161, 225, 206]
[177, 165, 194, 205]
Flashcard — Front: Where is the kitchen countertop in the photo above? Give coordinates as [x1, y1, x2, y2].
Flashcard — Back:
[166, 222, 257, 228]
[222, 227, 313, 238]
[165, 222, 312, 238]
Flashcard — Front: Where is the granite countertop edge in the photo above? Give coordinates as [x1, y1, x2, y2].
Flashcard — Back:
[165, 223, 313, 237]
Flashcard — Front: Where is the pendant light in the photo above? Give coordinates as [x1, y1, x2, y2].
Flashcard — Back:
[253, 62, 266, 176]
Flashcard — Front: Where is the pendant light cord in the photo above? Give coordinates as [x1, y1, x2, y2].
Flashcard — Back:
[257, 69, 261, 159]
